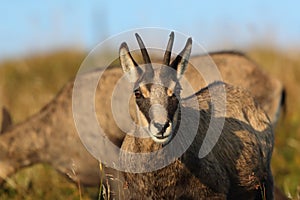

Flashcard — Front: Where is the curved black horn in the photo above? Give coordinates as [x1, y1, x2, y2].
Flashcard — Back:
[163, 32, 174, 66]
[135, 33, 151, 64]
[135, 33, 154, 76]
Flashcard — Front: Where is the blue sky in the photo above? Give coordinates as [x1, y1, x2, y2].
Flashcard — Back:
[1, 0, 300, 60]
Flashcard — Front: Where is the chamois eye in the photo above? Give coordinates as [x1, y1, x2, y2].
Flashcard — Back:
[134, 90, 143, 98]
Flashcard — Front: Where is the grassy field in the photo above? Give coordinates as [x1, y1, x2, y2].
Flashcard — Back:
[0, 47, 299, 199]
[249, 47, 300, 198]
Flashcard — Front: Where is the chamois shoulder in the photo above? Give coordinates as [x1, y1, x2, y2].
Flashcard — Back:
[190, 81, 271, 132]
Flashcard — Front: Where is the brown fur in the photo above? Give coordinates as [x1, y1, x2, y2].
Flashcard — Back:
[188, 52, 284, 126]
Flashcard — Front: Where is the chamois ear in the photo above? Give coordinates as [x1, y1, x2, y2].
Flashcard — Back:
[1, 107, 12, 134]
[119, 42, 142, 83]
[170, 37, 192, 80]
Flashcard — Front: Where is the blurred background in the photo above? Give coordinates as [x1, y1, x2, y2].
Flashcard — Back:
[0, 0, 299, 199]
[1, 0, 300, 59]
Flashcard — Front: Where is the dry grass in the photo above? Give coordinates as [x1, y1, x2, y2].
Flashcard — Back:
[0, 50, 94, 200]
[0, 47, 299, 199]
[249, 47, 300, 198]
[0, 50, 84, 123]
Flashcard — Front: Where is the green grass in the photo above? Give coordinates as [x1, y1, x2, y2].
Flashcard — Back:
[0, 47, 299, 199]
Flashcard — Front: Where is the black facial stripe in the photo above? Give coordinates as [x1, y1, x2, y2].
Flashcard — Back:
[135, 94, 151, 122]
[167, 94, 179, 121]
[146, 83, 153, 91]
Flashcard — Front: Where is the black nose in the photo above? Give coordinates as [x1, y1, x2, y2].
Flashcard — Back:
[153, 121, 170, 133]
[153, 122, 163, 130]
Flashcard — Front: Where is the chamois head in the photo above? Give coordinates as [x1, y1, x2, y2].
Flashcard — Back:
[119, 32, 192, 144]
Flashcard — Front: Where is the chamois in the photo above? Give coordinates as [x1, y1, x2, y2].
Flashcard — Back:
[119, 32, 274, 199]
